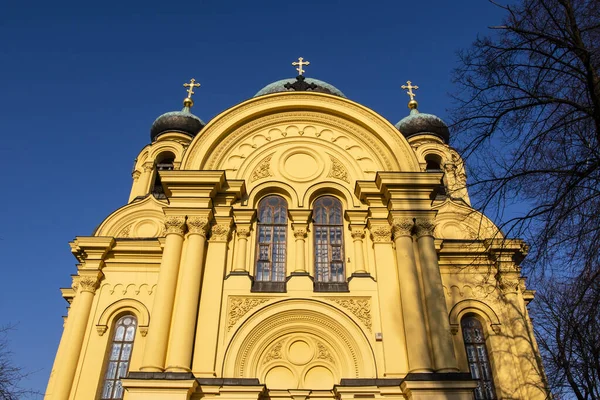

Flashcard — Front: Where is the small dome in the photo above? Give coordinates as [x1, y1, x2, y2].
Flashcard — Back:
[150, 106, 205, 142]
[254, 77, 346, 98]
[395, 109, 450, 143]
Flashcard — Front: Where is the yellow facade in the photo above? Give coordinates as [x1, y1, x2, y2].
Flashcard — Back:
[45, 82, 549, 400]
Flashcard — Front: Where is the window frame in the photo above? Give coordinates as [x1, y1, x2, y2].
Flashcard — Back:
[461, 315, 497, 400]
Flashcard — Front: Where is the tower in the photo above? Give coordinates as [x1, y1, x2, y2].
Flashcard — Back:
[45, 63, 549, 400]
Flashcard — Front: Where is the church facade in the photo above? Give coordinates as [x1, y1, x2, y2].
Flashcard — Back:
[45, 63, 549, 400]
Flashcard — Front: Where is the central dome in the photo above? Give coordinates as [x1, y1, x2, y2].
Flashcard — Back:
[254, 77, 346, 98]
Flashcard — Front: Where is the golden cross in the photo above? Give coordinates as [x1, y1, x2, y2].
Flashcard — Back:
[401, 80, 419, 101]
[292, 57, 310, 76]
[183, 78, 201, 98]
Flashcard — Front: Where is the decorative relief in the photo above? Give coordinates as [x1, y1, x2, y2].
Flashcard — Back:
[370, 225, 392, 243]
[210, 223, 231, 241]
[227, 297, 271, 331]
[236, 226, 251, 238]
[316, 341, 335, 364]
[164, 216, 186, 235]
[262, 340, 284, 364]
[293, 226, 308, 240]
[326, 297, 372, 331]
[105, 283, 156, 296]
[187, 217, 210, 236]
[250, 154, 273, 183]
[327, 155, 350, 183]
[391, 218, 414, 238]
[132, 170, 141, 181]
[415, 219, 436, 238]
[142, 162, 154, 173]
[498, 275, 521, 294]
[350, 227, 365, 240]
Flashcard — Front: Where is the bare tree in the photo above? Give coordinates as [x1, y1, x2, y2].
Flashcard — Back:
[451, 0, 600, 276]
[532, 271, 600, 399]
[0, 326, 37, 400]
[450, 0, 600, 397]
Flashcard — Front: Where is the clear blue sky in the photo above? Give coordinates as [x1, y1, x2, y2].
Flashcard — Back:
[0, 0, 508, 396]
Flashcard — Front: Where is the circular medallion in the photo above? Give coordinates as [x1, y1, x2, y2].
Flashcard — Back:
[280, 149, 324, 182]
[287, 340, 313, 365]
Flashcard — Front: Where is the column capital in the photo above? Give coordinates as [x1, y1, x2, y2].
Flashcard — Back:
[236, 224, 252, 238]
[210, 222, 232, 242]
[187, 217, 210, 236]
[368, 220, 392, 243]
[77, 272, 103, 294]
[414, 219, 436, 238]
[164, 216, 187, 236]
[142, 161, 154, 172]
[391, 218, 414, 238]
[292, 223, 308, 239]
[350, 225, 365, 240]
[498, 273, 521, 294]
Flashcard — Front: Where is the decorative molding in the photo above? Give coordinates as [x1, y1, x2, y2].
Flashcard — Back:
[326, 297, 372, 331]
[250, 154, 273, 183]
[187, 217, 210, 236]
[498, 275, 521, 294]
[139, 327, 148, 337]
[227, 297, 271, 332]
[142, 162, 154, 173]
[327, 155, 350, 183]
[132, 170, 141, 181]
[415, 219, 436, 238]
[262, 340, 284, 364]
[316, 341, 335, 364]
[391, 218, 414, 238]
[350, 227, 365, 240]
[164, 216, 186, 235]
[236, 226, 251, 238]
[370, 224, 392, 243]
[118, 223, 133, 238]
[210, 223, 231, 242]
[293, 226, 308, 240]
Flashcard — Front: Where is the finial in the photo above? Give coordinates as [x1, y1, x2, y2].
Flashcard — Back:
[183, 78, 201, 107]
[401, 80, 419, 111]
[292, 57, 310, 76]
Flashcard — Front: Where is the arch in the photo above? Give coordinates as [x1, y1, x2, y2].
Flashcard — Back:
[222, 299, 376, 385]
[246, 180, 299, 208]
[449, 299, 502, 335]
[96, 298, 150, 337]
[433, 199, 502, 240]
[94, 196, 166, 238]
[181, 92, 419, 173]
[303, 181, 360, 208]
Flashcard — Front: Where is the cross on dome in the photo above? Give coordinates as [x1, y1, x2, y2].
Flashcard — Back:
[183, 78, 201, 107]
[401, 80, 419, 110]
[292, 57, 310, 76]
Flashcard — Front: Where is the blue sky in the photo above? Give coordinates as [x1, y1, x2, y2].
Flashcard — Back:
[0, 0, 508, 396]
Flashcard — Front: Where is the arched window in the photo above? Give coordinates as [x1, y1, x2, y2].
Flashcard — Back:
[255, 196, 288, 282]
[425, 154, 442, 171]
[151, 153, 175, 199]
[313, 196, 345, 283]
[100, 315, 137, 400]
[461, 316, 497, 400]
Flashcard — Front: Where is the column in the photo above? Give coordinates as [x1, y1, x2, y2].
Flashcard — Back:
[192, 220, 232, 376]
[141, 216, 186, 371]
[391, 218, 433, 372]
[349, 225, 367, 274]
[166, 215, 210, 372]
[369, 220, 409, 376]
[233, 225, 251, 272]
[52, 272, 102, 399]
[415, 218, 458, 372]
[292, 223, 308, 273]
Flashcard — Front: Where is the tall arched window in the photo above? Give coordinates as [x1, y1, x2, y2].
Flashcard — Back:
[151, 153, 175, 199]
[461, 316, 497, 400]
[313, 196, 345, 284]
[100, 315, 137, 400]
[255, 195, 288, 282]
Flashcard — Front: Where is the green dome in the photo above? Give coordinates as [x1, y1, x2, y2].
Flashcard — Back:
[150, 106, 205, 142]
[254, 78, 346, 98]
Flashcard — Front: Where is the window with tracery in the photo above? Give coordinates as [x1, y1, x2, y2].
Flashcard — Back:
[313, 196, 345, 282]
[100, 315, 137, 400]
[461, 316, 497, 400]
[255, 195, 288, 282]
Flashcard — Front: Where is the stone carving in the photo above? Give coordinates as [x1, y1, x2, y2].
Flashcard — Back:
[327, 297, 372, 331]
[250, 154, 273, 183]
[391, 218, 414, 238]
[293, 226, 308, 239]
[187, 217, 209, 236]
[236, 226, 251, 238]
[164, 216, 186, 235]
[370, 225, 392, 243]
[227, 297, 270, 331]
[415, 219, 436, 238]
[139, 327, 148, 337]
[132, 170, 141, 181]
[118, 223, 132, 238]
[498, 275, 521, 294]
[142, 162, 154, 173]
[316, 341, 335, 364]
[210, 223, 231, 241]
[350, 227, 365, 240]
[262, 340, 284, 364]
[79, 275, 100, 294]
[327, 155, 350, 183]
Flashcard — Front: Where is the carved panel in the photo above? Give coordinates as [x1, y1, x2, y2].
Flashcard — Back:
[227, 297, 271, 332]
[325, 297, 372, 331]
[327, 155, 350, 183]
[250, 154, 273, 183]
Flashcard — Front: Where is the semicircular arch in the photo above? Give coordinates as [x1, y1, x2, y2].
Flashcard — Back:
[96, 298, 150, 337]
[94, 196, 165, 238]
[449, 299, 502, 334]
